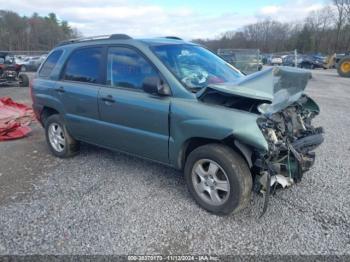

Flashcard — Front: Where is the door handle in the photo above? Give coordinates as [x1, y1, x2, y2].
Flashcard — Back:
[54, 86, 65, 93]
[101, 95, 115, 104]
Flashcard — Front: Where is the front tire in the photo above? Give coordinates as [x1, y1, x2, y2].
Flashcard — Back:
[184, 144, 252, 215]
[45, 114, 79, 158]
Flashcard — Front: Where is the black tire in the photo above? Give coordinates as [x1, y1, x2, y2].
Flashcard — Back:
[18, 74, 29, 87]
[184, 143, 252, 215]
[337, 57, 350, 78]
[45, 114, 80, 158]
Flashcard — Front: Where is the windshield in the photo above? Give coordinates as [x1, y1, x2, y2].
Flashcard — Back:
[151, 44, 243, 91]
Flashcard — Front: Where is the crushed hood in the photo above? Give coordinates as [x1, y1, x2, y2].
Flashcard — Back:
[196, 67, 312, 115]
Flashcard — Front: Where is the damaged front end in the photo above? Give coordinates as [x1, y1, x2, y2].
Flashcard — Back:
[197, 66, 324, 215]
[255, 95, 324, 214]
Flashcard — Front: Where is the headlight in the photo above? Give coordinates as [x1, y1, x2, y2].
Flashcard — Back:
[257, 103, 270, 115]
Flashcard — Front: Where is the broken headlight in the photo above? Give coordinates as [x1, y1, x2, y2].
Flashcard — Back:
[257, 103, 270, 115]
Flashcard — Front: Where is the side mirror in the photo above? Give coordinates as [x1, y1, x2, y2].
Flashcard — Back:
[142, 76, 171, 96]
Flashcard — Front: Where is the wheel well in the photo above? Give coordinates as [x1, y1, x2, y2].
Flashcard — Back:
[40, 107, 59, 126]
[180, 136, 252, 170]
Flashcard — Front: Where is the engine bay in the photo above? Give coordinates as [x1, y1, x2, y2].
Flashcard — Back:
[252, 95, 324, 214]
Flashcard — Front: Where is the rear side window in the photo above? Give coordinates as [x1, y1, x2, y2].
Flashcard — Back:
[39, 50, 63, 77]
[63, 47, 102, 84]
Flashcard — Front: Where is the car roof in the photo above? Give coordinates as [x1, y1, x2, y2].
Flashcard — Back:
[55, 34, 194, 50]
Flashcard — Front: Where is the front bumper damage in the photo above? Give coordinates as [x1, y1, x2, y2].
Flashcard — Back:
[197, 67, 323, 215]
[254, 95, 324, 216]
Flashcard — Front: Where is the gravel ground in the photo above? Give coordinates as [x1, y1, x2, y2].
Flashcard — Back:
[0, 69, 349, 255]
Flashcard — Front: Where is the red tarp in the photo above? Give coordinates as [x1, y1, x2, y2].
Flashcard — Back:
[0, 97, 34, 141]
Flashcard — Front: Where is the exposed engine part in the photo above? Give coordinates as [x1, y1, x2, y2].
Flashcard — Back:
[198, 91, 264, 114]
[292, 133, 324, 154]
[255, 94, 324, 217]
[266, 128, 278, 144]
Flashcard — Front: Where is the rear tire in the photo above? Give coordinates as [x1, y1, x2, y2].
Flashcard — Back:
[337, 57, 350, 78]
[184, 143, 252, 215]
[45, 114, 80, 158]
[18, 74, 29, 87]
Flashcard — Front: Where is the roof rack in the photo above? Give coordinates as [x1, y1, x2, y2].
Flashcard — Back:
[164, 36, 183, 40]
[109, 34, 132, 40]
[57, 34, 132, 46]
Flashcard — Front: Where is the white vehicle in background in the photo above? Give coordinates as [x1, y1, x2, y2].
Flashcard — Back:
[18, 54, 47, 72]
[271, 56, 283, 66]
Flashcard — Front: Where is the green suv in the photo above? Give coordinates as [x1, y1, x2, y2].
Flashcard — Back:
[31, 34, 324, 215]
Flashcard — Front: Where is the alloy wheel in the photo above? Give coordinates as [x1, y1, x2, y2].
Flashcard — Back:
[48, 123, 65, 152]
[191, 159, 230, 206]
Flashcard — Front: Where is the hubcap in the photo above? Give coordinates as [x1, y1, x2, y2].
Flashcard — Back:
[192, 159, 230, 206]
[48, 123, 65, 152]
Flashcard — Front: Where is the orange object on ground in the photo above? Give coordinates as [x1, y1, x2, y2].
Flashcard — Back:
[0, 97, 34, 141]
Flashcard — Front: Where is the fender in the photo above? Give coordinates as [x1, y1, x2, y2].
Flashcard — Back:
[169, 98, 268, 169]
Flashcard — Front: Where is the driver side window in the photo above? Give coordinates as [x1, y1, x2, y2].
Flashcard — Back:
[107, 47, 158, 90]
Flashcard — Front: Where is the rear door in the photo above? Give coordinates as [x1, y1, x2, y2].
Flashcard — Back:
[97, 46, 170, 163]
[56, 46, 103, 143]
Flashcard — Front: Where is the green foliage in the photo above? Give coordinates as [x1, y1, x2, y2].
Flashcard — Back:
[0, 10, 79, 51]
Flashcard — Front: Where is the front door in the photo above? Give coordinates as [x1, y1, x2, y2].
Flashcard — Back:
[98, 46, 170, 163]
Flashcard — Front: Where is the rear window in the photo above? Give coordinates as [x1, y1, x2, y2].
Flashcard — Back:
[39, 50, 63, 78]
[62, 47, 102, 84]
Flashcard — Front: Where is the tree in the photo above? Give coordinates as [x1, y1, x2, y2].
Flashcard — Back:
[0, 10, 79, 51]
[333, 0, 349, 51]
[194, 2, 350, 55]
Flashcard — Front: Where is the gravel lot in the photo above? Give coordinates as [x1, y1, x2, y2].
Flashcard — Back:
[0, 69, 349, 255]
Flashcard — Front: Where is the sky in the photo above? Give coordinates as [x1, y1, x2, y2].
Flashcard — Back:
[0, 0, 329, 39]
